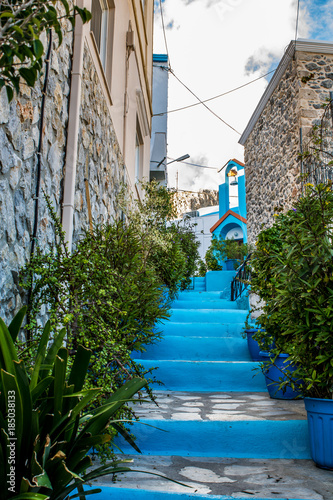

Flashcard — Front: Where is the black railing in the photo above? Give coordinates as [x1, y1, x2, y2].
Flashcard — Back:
[231, 253, 252, 301]
[300, 93, 333, 191]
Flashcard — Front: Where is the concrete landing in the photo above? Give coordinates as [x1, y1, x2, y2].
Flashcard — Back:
[131, 391, 307, 422]
[90, 455, 332, 499]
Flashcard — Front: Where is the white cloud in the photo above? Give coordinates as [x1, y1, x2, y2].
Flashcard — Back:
[154, 0, 314, 190]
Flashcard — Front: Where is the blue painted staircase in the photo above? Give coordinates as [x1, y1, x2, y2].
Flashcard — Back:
[89, 280, 320, 500]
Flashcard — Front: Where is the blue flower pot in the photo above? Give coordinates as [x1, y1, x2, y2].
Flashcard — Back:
[260, 351, 303, 400]
[304, 397, 333, 470]
[225, 259, 236, 270]
[245, 329, 263, 361]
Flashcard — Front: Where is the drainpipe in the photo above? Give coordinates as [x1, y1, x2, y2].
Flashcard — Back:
[123, 22, 135, 164]
[62, 0, 87, 250]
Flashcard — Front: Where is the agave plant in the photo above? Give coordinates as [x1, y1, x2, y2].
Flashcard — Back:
[0, 307, 148, 499]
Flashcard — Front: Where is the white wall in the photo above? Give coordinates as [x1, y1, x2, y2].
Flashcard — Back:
[150, 55, 169, 185]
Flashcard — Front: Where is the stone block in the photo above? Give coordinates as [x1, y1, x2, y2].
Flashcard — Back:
[0, 88, 10, 124]
[321, 80, 333, 89]
[22, 135, 35, 160]
[48, 142, 61, 174]
[0, 179, 16, 244]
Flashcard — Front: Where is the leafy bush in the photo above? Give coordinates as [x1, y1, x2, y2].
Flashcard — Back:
[250, 183, 333, 399]
[195, 259, 208, 277]
[149, 222, 200, 296]
[118, 180, 200, 297]
[0, 0, 91, 100]
[0, 308, 147, 499]
[20, 182, 200, 462]
[21, 205, 170, 397]
[205, 236, 247, 271]
[205, 236, 224, 270]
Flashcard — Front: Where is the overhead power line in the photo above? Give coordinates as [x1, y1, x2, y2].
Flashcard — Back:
[159, 0, 171, 69]
[169, 68, 241, 135]
[167, 157, 219, 170]
[153, 68, 276, 117]
[295, 0, 301, 42]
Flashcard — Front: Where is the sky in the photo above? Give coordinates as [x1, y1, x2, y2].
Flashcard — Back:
[153, 0, 333, 192]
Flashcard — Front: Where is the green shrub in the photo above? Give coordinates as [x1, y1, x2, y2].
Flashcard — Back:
[0, 308, 147, 499]
[205, 236, 247, 271]
[21, 210, 170, 396]
[250, 183, 333, 398]
[195, 259, 208, 277]
[149, 222, 200, 296]
[0, 0, 91, 101]
[118, 180, 200, 297]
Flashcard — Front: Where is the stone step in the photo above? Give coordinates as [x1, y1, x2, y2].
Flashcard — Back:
[168, 309, 248, 324]
[88, 455, 332, 500]
[160, 322, 246, 338]
[135, 360, 267, 391]
[116, 391, 309, 459]
[172, 299, 239, 310]
[136, 336, 251, 361]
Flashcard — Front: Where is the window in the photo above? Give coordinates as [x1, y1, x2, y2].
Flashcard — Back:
[91, 0, 115, 76]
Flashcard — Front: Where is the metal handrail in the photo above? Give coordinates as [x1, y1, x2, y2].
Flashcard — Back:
[231, 253, 252, 301]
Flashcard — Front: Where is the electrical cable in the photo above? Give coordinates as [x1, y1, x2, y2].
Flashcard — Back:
[31, 28, 52, 257]
[159, 0, 171, 69]
[166, 157, 219, 170]
[295, 0, 301, 42]
[153, 68, 276, 117]
[169, 68, 241, 135]
[27, 27, 52, 342]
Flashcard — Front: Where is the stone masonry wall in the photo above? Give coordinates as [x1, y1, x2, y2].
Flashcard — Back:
[0, 38, 126, 323]
[0, 29, 73, 323]
[172, 190, 219, 218]
[72, 45, 125, 244]
[244, 50, 333, 246]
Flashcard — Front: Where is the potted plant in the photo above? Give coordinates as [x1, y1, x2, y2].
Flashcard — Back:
[250, 183, 333, 468]
[0, 307, 165, 498]
[242, 314, 266, 361]
[205, 236, 248, 271]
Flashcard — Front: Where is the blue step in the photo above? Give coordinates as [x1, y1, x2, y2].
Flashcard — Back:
[205, 270, 236, 291]
[116, 419, 310, 459]
[176, 291, 223, 300]
[134, 359, 267, 391]
[78, 486, 303, 500]
[172, 299, 239, 310]
[159, 322, 246, 338]
[168, 309, 248, 324]
[191, 277, 206, 291]
[136, 336, 251, 361]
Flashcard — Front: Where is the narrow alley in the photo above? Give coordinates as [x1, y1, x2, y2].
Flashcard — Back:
[91, 275, 332, 500]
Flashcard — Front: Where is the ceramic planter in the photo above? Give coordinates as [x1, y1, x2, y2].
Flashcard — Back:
[225, 259, 237, 270]
[245, 329, 263, 361]
[260, 351, 303, 400]
[304, 397, 333, 470]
